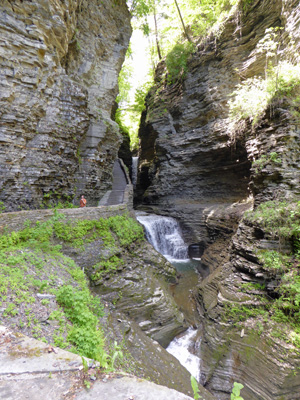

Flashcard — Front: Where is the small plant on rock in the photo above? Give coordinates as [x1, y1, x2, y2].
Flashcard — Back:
[231, 382, 244, 400]
[190, 376, 202, 400]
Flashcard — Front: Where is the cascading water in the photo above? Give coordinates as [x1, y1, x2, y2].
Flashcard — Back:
[136, 212, 202, 381]
[136, 213, 188, 262]
[166, 328, 201, 381]
[131, 156, 138, 188]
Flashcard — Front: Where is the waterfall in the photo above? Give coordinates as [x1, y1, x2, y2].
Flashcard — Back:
[166, 328, 201, 381]
[136, 213, 188, 261]
[137, 212, 202, 382]
[131, 156, 138, 187]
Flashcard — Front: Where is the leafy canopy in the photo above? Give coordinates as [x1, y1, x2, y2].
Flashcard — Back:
[118, 0, 241, 149]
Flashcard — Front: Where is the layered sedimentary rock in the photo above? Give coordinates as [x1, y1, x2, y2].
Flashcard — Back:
[136, 0, 300, 398]
[0, 205, 205, 397]
[135, 0, 300, 241]
[65, 234, 187, 348]
[0, 0, 131, 210]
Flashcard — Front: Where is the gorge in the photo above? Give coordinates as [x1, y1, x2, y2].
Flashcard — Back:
[0, 0, 300, 399]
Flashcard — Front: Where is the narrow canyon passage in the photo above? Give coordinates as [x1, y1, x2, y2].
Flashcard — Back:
[136, 212, 204, 380]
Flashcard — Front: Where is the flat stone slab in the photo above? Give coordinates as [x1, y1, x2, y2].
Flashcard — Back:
[0, 372, 79, 400]
[75, 376, 194, 400]
[0, 326, 84, 375]
[0, 326, 197, 400]
[0, 325, 84, 399]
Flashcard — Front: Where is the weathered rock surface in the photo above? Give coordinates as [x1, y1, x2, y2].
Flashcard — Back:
[0, 325, 197, 400]
[0, 0, 131, 210]
[135, 0, 300, 398]
[59, 222, 188, 348]
[103, 310, 216, 399]
[0, 205, 204, 396]
[197, 219, 300, 400]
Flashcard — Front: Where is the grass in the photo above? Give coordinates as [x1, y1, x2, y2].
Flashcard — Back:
[0, 212, 145, 365]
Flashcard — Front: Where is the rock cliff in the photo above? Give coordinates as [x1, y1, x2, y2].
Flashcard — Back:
[0, 0, 131, 210]
[135, 0, 300, 398]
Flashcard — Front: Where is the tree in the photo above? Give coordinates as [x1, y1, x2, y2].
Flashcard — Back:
[153, 0, 162, 60]
[173, 0, 192, 42]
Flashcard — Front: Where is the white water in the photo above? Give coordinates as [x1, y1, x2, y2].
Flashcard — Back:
[136, 212, 201, 380]
[136, 213, 188, 261]
[167, 328, 201, 381]
[131, 156, 138, 187]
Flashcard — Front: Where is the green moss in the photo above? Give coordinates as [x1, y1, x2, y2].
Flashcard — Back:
[0, 212, 145, 365]
[240, 200, 300, 348]
[91, 255, 124, 281]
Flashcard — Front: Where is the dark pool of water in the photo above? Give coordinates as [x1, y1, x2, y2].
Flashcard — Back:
[169, 259, 204, 325]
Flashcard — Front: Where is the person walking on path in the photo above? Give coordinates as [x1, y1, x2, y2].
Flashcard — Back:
[80, 195, 87, 208]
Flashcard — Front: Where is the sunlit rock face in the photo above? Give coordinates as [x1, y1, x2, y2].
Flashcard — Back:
[0, 0, 131, 210]
[135, 0, 300, 242]
[136, 0, 300, 398]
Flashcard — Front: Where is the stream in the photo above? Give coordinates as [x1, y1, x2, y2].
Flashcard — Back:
[136, 212, 202, 380]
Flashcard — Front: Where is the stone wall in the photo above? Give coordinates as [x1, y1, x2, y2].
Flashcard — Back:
[0, 204, 129, 235]
[0, 0, 131, 211]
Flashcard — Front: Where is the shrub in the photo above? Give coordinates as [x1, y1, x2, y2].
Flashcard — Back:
[56, 285, 106, 361]
[165, 42, 195, 84]
[229, 62, 300, 125]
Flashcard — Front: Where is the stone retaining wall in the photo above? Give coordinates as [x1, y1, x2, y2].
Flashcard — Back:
[0, 204, 132, 235]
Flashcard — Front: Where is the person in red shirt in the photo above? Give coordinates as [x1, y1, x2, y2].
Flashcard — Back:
[80, 195, 87, 208]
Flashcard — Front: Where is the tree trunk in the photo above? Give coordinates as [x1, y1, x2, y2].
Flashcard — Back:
[153, 1, 162, 60]
[174, 0, 192, 42]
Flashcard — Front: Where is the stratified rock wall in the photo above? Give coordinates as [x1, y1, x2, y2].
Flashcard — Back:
[0, 0, 131, 210]
[136, 0, 293, 242]
[136, 0, 300, 398]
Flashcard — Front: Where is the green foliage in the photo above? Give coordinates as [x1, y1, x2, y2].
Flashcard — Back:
[246, 200, 300, 239]
[56, 285, 106, 361]
[231, 382, 244, 400]
[110, 341, 124, 369]
[257, 27, 282, 65]
[252, 152, 281, 173]
[55, 201, 76, 209]
[129, 0, 152, 18]
[257, 250, 289, 273]
[53, 218, 114, 248]
[240, 282, 265, 292]
[155, 0, 239, 49]
[190, 376, 202, 400]
[107, 214, 144, 247]
[91, 255, 124, 281]
[0, 211, 145, 366]
[0, 201, 6, 213]
[230, 26, 300, 126]
[224, 303, 267, 322]
[165, 42, 195, 83]
[116, 49, 134, 106]
[0, 213, 143, 255]
[229, 76, 272, 124]
[239, 200, 300, 348]
[116, 52, 154, 150]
